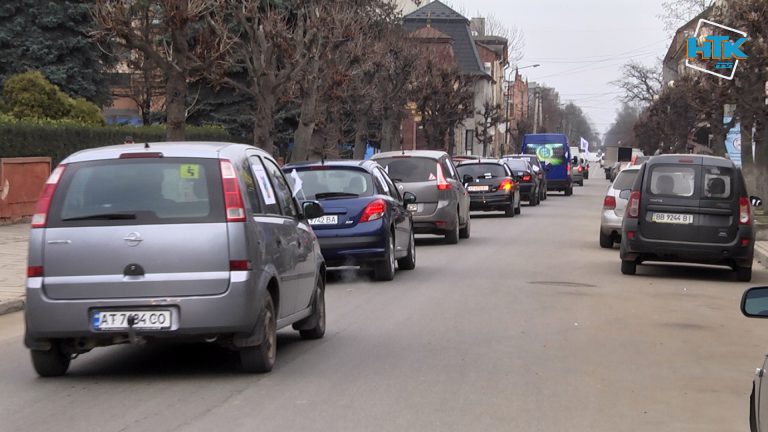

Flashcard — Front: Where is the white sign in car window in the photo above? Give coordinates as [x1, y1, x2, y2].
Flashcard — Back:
[252, 162, 277, 205]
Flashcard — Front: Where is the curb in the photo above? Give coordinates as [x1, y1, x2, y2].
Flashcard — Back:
[0, 297, 24, 316]
[756, 242, 768, 270]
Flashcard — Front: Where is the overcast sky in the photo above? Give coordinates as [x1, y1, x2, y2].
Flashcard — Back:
[450, 0, 671, 139]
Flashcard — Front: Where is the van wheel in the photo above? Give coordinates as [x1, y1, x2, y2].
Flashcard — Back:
[459, 214, 470, 239]
[299, 279, 326, 340]
[397, 230, 416, 270]
[30, 343, 70, 377]
[599, 232, 614, 249]
[621, 260, 636, 275]
[240, 294, 276, 373]
[736, 266, 752, 282]
[565, 186, 573, 196]
[373, 234, 396, 281]
[445, 213, 460, 244]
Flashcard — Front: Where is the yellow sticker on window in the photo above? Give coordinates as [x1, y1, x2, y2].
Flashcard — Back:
[180, 164, 201, 179]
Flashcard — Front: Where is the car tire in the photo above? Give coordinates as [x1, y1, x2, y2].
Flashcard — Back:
[30, 343, 70, 377]
[599, 231, 614, 249]
[299, 279, 326, 340]
[374, 233, 396, 281]
[565, 186, 573, 196]
[445, 213, 460, 244]
[459, 214, 471, 239]
[397, 230, 417, 270]
[621, 260, 637, 275]
[240, 294, 276, 373]
[736, 266, 753, 282]
[504, 202, 515, 217]
[529, 194, 537, 206]
[541, 188, 547, 200]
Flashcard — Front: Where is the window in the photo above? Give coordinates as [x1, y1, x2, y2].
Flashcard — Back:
[262, 158, 299, 218]
[249, 157, 281, 215]
[465, 130, 475, 154]
[456, 163, 508, 179]
[376, 157, 438, 183]
[377, 168, 401, 201]
[293, 168, 375, 200]
[440, 159, 456, 180]
[241, 160, 261, 214]
[649, 166, 696, 197]
[702, 166, 733, 199]
[613, 169, 639, 191]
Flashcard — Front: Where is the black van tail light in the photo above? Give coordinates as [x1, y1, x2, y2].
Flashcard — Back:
[27, 266, 44, 277]
[31, 164, 67, 228]
[626, 191, 641, 218]
[740, 196, 752, 224]
[229, 260, 252, 271]
[741, 238, 751, 247]
[219, 160, 246, 222]
[626, 231, 636, 240]
[603, 195, 616, 210]
[360, 199, 386, 222]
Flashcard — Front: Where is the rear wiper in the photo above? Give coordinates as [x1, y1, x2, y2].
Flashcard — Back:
[62, 213, 137, 221]
[314, 192, 360, 199]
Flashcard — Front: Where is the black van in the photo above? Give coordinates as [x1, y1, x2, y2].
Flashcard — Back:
[620, 155, 758, 281]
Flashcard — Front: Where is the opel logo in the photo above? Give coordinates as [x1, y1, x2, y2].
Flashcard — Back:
[123, 232, 143, 247]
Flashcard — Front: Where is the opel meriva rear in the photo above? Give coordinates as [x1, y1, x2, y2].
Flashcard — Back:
[620, 155, 756, 281]
[25, 142, 326, 376]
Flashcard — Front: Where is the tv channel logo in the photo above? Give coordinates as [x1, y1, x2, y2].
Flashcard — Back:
[686, 19, 748, 80]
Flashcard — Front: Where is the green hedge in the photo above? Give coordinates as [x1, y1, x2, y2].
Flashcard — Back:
[0, 121, 244, 165]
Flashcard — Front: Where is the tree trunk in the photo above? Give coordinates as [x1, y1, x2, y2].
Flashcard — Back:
[353, 114, 368, 160]
[253, 89, 276, 155]
[380, 111, 398, 153]
[165, 68, 187, 141]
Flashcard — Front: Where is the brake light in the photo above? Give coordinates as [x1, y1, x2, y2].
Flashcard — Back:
[499, 179, 514, 191]
[229, 260, 252, 271]
[119, 152, 163, 159]
[567, 164, 571, 175]
[603, 195, 616, 210]
[626, 191, 641, 218]
[577, 166, 583, 173]
[360, 199, 386, 222]
[31, 164, 67, 228]
[220, 160, 246, 222]
[522, 174, 532, 182]
[436, 163, 452, 190]
[740, 196, 752, 224]
[27, 266, 44, 277]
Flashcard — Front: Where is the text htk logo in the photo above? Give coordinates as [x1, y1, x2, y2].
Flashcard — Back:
[687, 36, 748, 62]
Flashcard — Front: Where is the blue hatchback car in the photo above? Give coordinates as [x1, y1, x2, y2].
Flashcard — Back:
[283, 160, 417, 281]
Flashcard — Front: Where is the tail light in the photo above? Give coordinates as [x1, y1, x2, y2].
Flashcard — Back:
[436, 163, 452, 190]
[577, 166, 583, 173]
[566, 164, 571, 175]
[603, 195, 616, 210]
[522, 174, 532, 182]
[229, 260, 252, 271]
[31, 164, 67, 228]
[740, 196, 752, 224]
[626, 191, 641, 218]
[360, 199, 386, 222]
[220, 160, 246, 222]
[499, 179, 514, 191]
[27, 266, 44, 277]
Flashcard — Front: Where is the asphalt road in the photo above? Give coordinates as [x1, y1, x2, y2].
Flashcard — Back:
[2, 174, 768, 432]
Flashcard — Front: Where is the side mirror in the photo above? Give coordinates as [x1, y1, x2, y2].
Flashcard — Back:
[462, 174, 473, 184]
[741, 287, 768, 318]
[403, 192, 417, 205]
[302, 201, 324, 220]
[751, 196, 763, 208]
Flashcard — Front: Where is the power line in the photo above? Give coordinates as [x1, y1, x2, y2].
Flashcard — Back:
[526, 37, 672, 62]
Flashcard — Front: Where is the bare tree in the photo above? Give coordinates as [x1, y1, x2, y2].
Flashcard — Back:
[482, 14, 525, 65]
[92, 0, 215, 140]
[659, 0, 714, 33]
[475, 101, 504, 157]
[611, 61, 662, 106]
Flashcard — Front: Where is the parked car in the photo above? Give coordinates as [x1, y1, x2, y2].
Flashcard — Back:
[580, 156, 590, 179]
[24, 142, 327, 376]
[501, 157, 540, 206]
[282, 160, 416, 281]
[740, 287, 768, 432]
[456, 159, 521, 217]
[620, 154, 760, 281]
[599, 165, 640, 248]
[503, 154, 547, 201]
[522, 133, 573, 196]
[372, 150, 470, 244]
[570, 155, 584, 186]
[610, 161, 632, 181]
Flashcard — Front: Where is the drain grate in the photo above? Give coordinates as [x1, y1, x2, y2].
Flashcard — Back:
[527, 281, 597, 288]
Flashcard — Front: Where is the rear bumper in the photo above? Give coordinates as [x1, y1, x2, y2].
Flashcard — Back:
[317, 233, 387, 266]
[620, 227, 755, 267]
[24, 271, 260, 348]
[468, 192, 513, 211]
[547, 178, 572, 190]
[412, 203, 458, 234]
[518, 184, 535, 199]
[600, 210, 623, 236]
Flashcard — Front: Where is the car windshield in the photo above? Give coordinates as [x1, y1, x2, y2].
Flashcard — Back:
[289, 168, 374, 200]
[49, 158, 224, 227]
[457, 163, 507, 179]
[613, 169, 639, 190]
[375, 157, 437, 182]
[503, 159, 528, 171]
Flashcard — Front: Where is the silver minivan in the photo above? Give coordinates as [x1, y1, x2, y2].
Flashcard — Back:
[372, 151, 470, 244]
[25, 142, 326, 376]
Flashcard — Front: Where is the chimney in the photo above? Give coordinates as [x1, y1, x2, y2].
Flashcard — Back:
[470, 17, 486, 37]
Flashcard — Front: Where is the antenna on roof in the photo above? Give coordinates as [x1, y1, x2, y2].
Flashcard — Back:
[144, 142, 150, 149]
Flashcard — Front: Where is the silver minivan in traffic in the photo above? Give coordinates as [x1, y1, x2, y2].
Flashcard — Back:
[25, 142, 327, 376]
[599, 165, 640, 248]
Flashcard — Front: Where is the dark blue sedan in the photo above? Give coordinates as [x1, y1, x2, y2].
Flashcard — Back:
[283, 160, 417, 281]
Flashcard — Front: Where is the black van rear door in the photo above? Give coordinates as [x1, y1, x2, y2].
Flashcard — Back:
[640, 162, 701, 242]
[697, 165, 738, 244]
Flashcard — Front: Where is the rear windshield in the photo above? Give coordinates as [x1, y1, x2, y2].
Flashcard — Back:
[523, 143, 566, 166]
[503, 159, 528, 171]
[457, 163, 507, 179]
[289, 168, 374, 200]
[648, 166, 696, 197]
[613, 169, 639, 190]
[702, 166, 733, 199]
[48, 158, 224, 227]
[375, 157, 437, 182]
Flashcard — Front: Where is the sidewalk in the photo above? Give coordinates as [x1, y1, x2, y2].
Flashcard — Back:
[755, 241, 768, 273]
[0, 223, 29, 315]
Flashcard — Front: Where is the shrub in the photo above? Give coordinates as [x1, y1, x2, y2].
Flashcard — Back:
[68, 98, 105, 126]
[2, 71, 71, 120]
